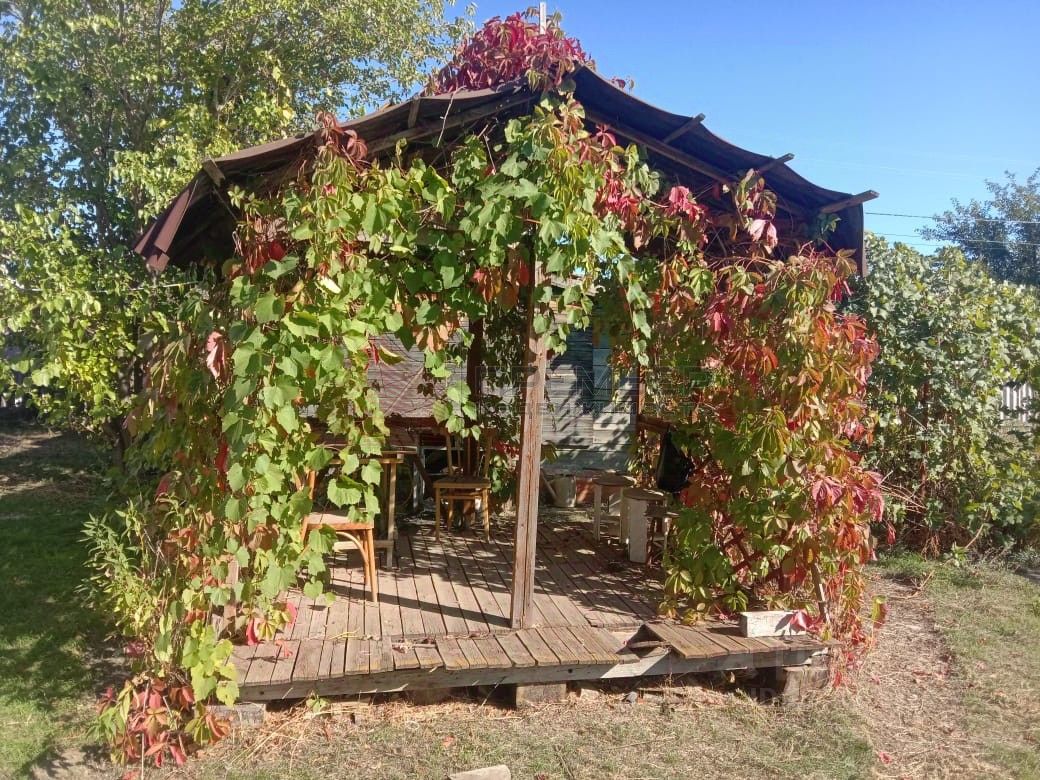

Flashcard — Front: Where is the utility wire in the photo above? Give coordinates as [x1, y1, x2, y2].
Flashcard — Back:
[867, 211, 1040, 226]
[876, 232, 1040, 249]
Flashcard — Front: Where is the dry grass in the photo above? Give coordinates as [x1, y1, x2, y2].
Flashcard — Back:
[175, 682, 871, 780]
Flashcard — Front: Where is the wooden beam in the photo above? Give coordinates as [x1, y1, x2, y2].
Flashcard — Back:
[661, 113, 706, 144]
[369, 92, 535, 154]
[201, 158, 225, 186]
[236, 642, 823, 701]
[636, 413, 671, 435]
[753, 153, 795, 175]
[406, 96, 422, 129]
[584, 108, 732, 185]
[584, 109, 809, 219]
[818, 190, 879, 215]
[510, 258, 547, 629]
[465, 319, 485, 475]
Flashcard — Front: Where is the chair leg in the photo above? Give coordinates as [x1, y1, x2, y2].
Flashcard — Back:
[434, 487, 441, 540]
[445, 494, 454, 532]
[367, 530, 379, 602]
[482, 489, 491, 541]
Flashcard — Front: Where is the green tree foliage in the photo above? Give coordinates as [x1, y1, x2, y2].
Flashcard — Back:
[922, 168, 1040, 286]
[0, 0, 467, 442]
[853, 234, 1040, 549]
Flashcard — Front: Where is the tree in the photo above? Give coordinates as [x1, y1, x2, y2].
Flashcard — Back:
[922, 168, 1040, 286]
[0, 0, 467, 447]
[853, 234, 1040, 550]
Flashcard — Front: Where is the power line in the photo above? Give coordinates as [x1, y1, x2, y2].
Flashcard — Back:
[876, 232, 1040, 249]
[867, 211, 1040, 226]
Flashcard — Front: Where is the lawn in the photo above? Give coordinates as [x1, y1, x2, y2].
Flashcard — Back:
[1, 423, 1039, 779]
[0, 423, 111, 778]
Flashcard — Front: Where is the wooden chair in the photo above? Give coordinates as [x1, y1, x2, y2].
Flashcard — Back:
[590, 473, 636, 541]
[303, 465, 378, 602]
[434, 432, 494, 541]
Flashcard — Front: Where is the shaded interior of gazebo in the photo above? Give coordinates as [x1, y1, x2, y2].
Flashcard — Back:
[137, 66, 870, 700]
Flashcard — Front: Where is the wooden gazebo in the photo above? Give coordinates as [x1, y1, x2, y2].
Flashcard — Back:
[136, 68, 872, 701]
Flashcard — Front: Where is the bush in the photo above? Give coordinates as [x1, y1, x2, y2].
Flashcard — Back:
[852, 235, 1040, 551]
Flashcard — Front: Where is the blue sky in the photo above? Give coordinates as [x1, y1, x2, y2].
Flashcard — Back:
[453, 1, 1040, 249]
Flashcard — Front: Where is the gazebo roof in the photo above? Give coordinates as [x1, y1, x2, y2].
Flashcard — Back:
[135, 67, 875, 274]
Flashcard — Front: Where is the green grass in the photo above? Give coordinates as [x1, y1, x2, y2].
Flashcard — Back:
[926, 562, 1040, 775]
[0, 423, 109, 778]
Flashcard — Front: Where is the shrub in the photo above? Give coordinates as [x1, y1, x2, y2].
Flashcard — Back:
[852, 235, 1040, 551]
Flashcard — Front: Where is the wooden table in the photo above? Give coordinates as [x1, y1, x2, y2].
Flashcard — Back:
[376, 448, 416, 567]
[621, 486, 669, 563]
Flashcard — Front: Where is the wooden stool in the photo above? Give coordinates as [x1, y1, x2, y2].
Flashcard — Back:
[302, 512, 378, 602]
[590, 473, 636, 541]
[645, 505, 678, 566]
[621, 486, 668, 564]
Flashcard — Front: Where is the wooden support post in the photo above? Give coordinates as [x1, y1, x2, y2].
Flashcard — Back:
[465, 319, 485, 475]
[510, 258, 547, 629]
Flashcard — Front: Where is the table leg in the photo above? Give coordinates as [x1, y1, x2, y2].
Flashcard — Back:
[592, 483, 603, 539]
[385, 462, 397, 567]
[626, 496, 648, 564]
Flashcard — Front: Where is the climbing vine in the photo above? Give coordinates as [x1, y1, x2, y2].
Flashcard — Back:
[87, 9, 882, 765]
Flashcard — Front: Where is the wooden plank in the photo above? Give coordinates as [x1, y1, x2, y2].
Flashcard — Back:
[566, 625, 617, 665]
[445, 533, 499, 633]
[376, 562, 404, 640]
[470, 635, 513, 670]
[413, 641, 444, 670]
[552, 524, 660, 622]
[243, 642, 281, 687]
[496, 632, 537, 668]
[510, 255, 547, 629]
[395, 536, 428, 638]
[456, 637, 488, 668]
[516, 535, 593, 628]
[292, 639, 324, 681]
[585, 627, 639, 664]
[318, 597, 349, 679]
[231, 644, 260, 685]
[435, 636, 471, 671]
[268, 639, 300, 684]
[661, 113, 705, 143]
[363, 584, 382, 640]
[515, 628, 561, 666]
[390, 639, 421, 671]
[343, 637, 366, 675]
[535, 525, 635, 627]
[417, 531, 474, 636]
[754, 152, 795, 175]
[818, 190, 879, 214]
[409, 534, 448, 637]
[536, 627, 581, 666]
[645, 622, 737, 660]
[377, 637, 395, 673]
[461, 531, 524, 630]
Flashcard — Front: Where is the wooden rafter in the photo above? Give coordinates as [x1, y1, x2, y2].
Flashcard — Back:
[818, 190, 879, 214]
[661, 113, 705, 144]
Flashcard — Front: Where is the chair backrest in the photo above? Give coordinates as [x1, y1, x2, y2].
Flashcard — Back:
[443, 431, 495, 478]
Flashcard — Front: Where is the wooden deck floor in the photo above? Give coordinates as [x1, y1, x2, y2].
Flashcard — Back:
[233, 516, 824, 701]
